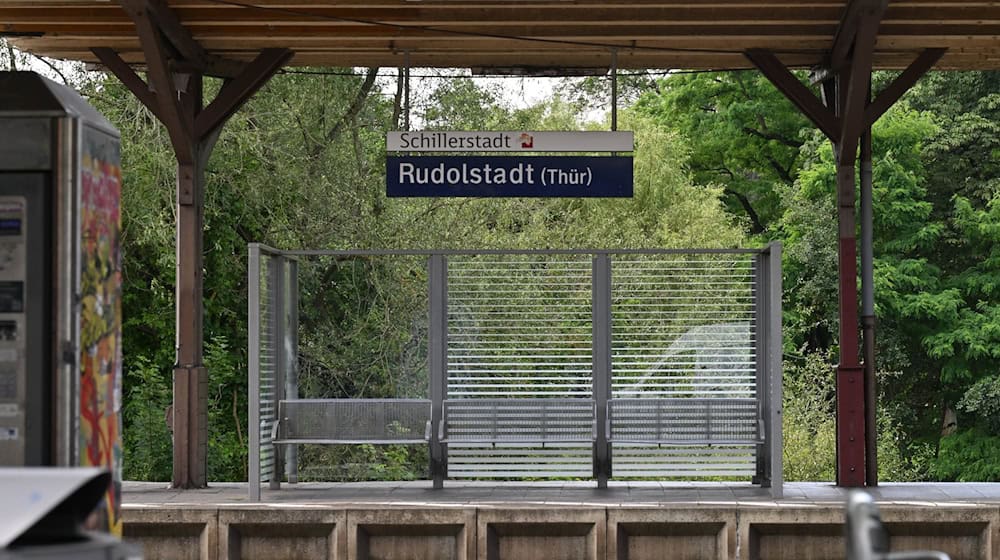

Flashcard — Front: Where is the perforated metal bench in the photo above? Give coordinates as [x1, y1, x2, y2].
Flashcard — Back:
[606, 397, 763, 445]
[439, 398, 597, 444]
[271, 398, 432, 445]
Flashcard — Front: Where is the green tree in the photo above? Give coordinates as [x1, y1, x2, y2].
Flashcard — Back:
[636, 71, 810, 234]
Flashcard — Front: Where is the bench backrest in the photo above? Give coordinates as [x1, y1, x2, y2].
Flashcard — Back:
[608, 397, 760, 444]
[442, 398, 595, 442]
[277, 399, 431, 443]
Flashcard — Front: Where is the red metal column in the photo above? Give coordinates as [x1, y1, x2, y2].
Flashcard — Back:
[835, 161, 865, 487]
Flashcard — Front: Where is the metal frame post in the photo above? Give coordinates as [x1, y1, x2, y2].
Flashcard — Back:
[592, 254, 612, 488]
[860, 125, 878, 487]
[284, 259, 299, 484]
[247, 244, 262, 501]
[766, 243, 784, 497]
[428, 254, 448, 488]
[268, 254, 286, 490]
[753, 252, 767, 485]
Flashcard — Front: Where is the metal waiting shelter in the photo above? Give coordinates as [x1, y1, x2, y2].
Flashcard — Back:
[5, 0, 1000, 490]
[248, 244, 783, 500]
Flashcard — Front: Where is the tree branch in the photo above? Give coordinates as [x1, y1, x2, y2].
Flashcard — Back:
[5, 41, 18, 71]
[765, 155, 795, 184]
[741, 126, 803, 149]
[391, 66, 404, 129]
[322, 67, 379, 146]
[29, 53, 70, 86]
[723, 187, 765, 234]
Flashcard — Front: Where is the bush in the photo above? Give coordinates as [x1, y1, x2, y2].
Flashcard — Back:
[783, 350, 932, 481]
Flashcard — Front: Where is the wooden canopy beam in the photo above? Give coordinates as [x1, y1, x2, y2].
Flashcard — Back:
[120, 0, 192, 164]
[195, 48, 293, 140]
[830, 0, 888, 71]
[91, 46, 162, 123]
[865, 48, 946, 127]
[837, 3, 883, 163]
[744, 49, 839, 140]
[144, 0, 204, 68]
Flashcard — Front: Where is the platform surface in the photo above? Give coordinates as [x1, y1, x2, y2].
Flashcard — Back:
[123, 480, 1000, 507]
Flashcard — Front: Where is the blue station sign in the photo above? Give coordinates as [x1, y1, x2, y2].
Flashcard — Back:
[386, 155, 633, 198]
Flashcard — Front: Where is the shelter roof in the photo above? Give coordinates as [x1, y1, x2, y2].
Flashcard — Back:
[3, 1, 999, 72]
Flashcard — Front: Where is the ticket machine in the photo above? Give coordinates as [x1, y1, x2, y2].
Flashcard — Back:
[0, 71, 122, 534]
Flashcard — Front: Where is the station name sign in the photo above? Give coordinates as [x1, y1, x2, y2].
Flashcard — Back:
[386, 131, 633, 197]
[387, 156, 632, 198]
[387, 131, 633, 153]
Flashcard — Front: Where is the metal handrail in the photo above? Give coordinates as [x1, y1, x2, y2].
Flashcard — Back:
[846, 492, 951, 560]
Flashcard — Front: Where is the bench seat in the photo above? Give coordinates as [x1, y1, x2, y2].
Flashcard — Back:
[607, 397, 763, 446]
[440, 398, 596, 444]
[271, 398, 432, 445]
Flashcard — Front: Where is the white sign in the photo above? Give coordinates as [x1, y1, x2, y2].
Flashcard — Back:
[387, 131, 633, 153]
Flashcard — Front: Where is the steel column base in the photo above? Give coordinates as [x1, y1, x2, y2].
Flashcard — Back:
[836, 364, 866, 487]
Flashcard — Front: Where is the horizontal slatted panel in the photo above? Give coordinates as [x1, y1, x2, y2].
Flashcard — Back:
[446, 255, 593, 478]
[612, 255, 757, 399]
[609, 398, 759, 444]
[443, 399, 594, 442]
[448, 255, 592, 399]
[447, 444, 593, 478]
[610, 254, 760, 479]
[611, 445, 757, 478]
[258, 254, 276, 483]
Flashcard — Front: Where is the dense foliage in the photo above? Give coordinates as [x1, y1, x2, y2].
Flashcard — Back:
[5, 42, 998, 481]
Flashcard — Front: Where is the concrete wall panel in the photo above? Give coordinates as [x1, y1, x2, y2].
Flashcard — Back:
[218, 507, 345, 560]
[123, 507, 219, 560]
[881, 506, 1000, 560]
[608, 508, 736, 560]
[122, 501, 1000, 560]
[739, 507, 846, 560]
[347, 508, 476, 560]
[739, 505, 1000, 560]
[478, 508, 605, 560]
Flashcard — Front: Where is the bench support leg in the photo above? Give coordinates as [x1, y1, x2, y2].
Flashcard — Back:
[431, 443, 445, 489]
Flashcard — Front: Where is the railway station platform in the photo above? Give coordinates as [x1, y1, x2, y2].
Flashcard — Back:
[122, 481, 1000, 560]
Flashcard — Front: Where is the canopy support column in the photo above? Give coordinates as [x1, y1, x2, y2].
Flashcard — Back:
[93, 2, 291, 488]
[860, 124, 877, 487]
[745, 2, 943, 483]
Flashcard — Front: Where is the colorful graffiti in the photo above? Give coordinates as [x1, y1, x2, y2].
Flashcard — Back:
[79, 129, 123, 536]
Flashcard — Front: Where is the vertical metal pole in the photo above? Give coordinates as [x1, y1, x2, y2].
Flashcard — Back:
[428, 254, 448, 489]
[766, 242, 783, 498]
[753, 252, 766, 485]
[592, 254, 612, 488]
[54, 117, 80, 467]
[610, 50, 618, 132]
[861, 124, 878, 487]
[403, 50, 411, 132]
[284, 259, 299, 484]
[268, 255, 285, 490]
[247, 244, 261, 502]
